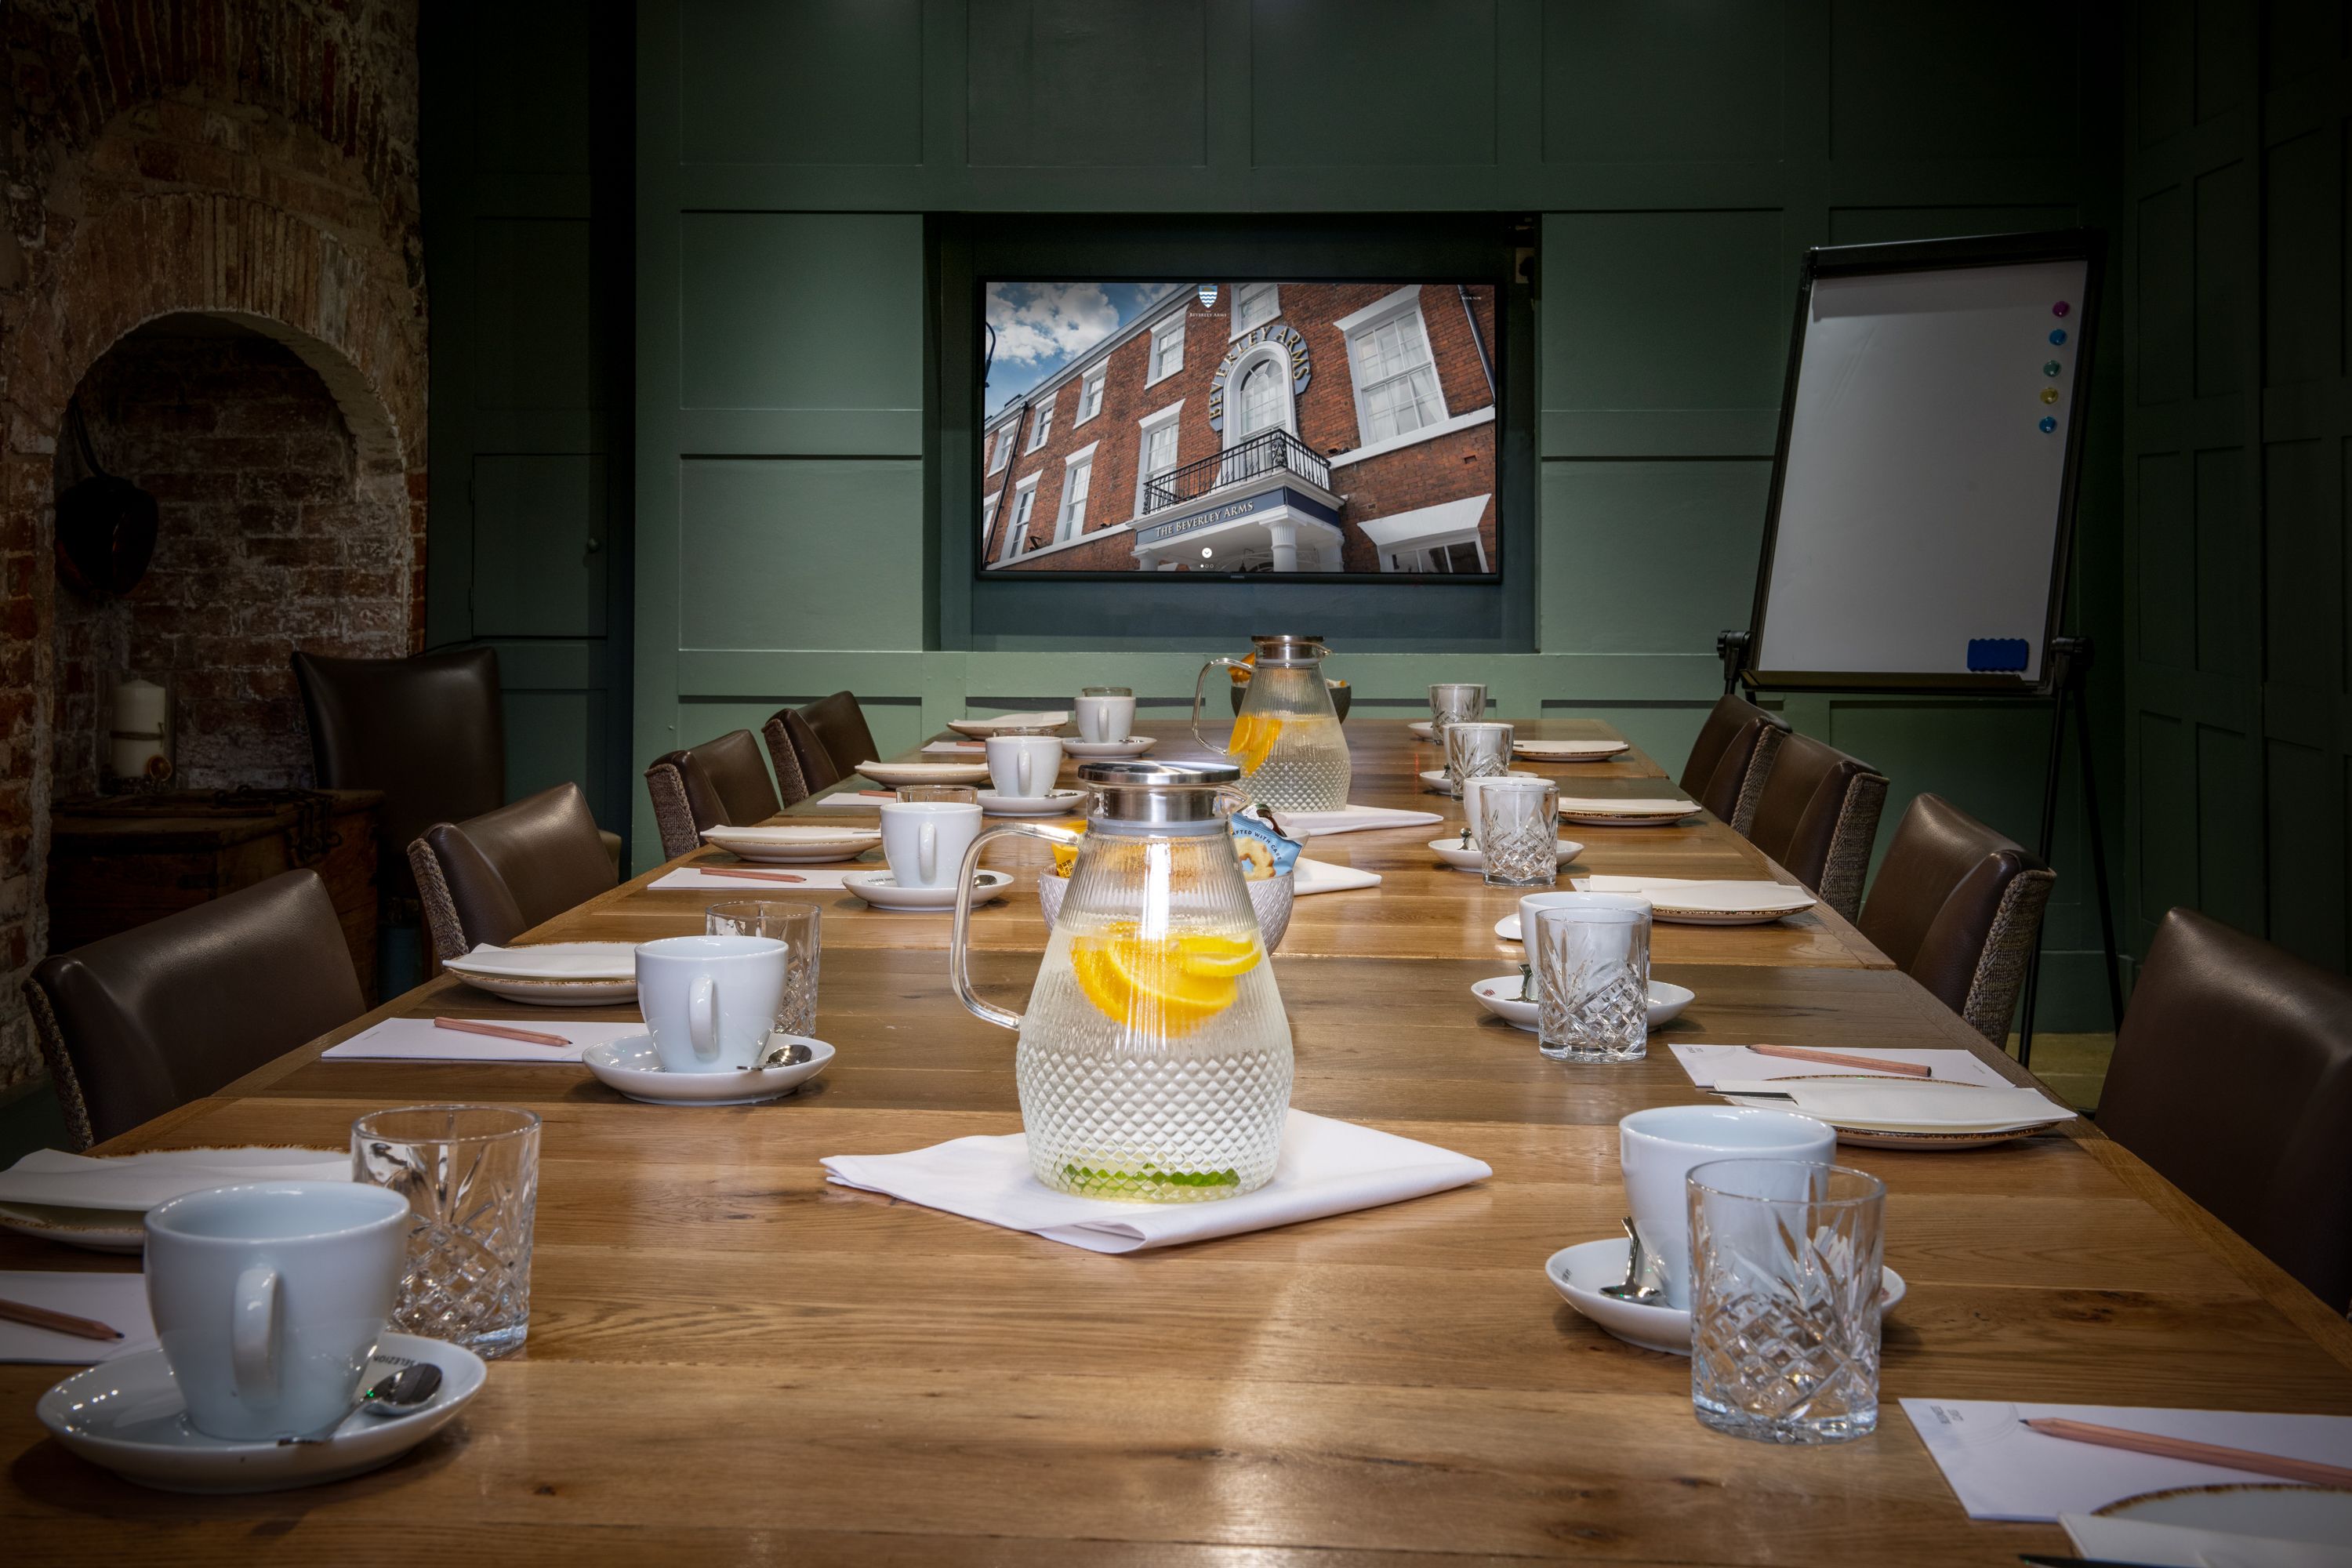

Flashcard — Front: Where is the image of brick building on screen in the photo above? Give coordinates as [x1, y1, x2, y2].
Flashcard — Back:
[980, 282, 1497, 574]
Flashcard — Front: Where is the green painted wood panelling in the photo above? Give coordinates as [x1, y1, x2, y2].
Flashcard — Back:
[967, 0, 1207, 168]
[681, 0, 926, 168]
[472, 219, 596, 415]
[633, 0, 2132, 1025]
[1541, 1, 1783, 165]
[1248, 0, 1497, 167]
[1540, 461, 1772, 653]
[677, 459, 926, 649]
[677, 213, 926, 430]
[471, 456, 608, 638]
[2124, 0, 2352, 980]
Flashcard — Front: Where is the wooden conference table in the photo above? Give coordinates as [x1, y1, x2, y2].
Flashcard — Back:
[5, 720, 2350, 1563]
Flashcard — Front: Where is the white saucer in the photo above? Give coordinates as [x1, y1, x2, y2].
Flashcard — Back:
[1406, 720, 1439, 739]
[38, 1333, 485, 1493]
[1545, 1237, 1905, 1356]
[1428, 837, 1584, 873]
[855, 761, 991, 789]
[1061, 737, 1156, 759]
[1471, 977, 1695, 1031]
[1417, 768, 1457, 794]
[699, 825, 881, 864]
[581, 1033, 833, 1105]
[842, 868, 1011, 911]
[977, 788, 1087, 817]
[946, 713, 1069, 738]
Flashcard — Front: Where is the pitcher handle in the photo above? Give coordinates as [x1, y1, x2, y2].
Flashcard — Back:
[950, 822, 1084, 1032]
[1192, 658, 1248, 753]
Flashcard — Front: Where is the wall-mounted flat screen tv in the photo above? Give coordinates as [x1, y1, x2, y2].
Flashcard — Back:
[978, 280, 1501, 578]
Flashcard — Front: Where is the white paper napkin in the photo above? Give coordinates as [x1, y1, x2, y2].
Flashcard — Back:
[1582, 874, 1809, 907]
[956, 712, 1069, 731]
[1670, 1043, 2017, 1091]
[1902, 1399, 2352, 1522]
[822, 1110, 1490, 1254]
[1737, 1080, 2074, 1130]
[1514, 739, 1626, 757]
[322, 1018, 647, 1064]
[2063, 1511, 2352, 1566]
[1269, 805, 1443, 838]
[0, 1147, 348, 1212]
[1292, 858, 1381, 895]
[0, 1272, 156, 1363]
[447, 942, 636, 980]
[652, 864, 876, 891]
[920, 740, 986, 754]
[1555, 797, 1700, 817]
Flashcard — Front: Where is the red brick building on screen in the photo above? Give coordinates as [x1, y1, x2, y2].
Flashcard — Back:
[981, 282, 1497, 574]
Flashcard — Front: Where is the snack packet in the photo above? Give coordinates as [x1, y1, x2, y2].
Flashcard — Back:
[1229, 807, 1302, 882]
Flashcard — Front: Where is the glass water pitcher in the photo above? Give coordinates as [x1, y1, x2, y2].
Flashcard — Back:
[950, 760, 1294, 1203]
[1191, 634, 1351, 811]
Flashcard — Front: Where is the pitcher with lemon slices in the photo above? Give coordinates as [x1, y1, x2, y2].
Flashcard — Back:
[1191, 634, 1350, 811]
[950, 760, 1294, 1203]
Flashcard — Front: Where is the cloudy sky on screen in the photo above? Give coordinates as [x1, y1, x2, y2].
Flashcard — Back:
[985, 281, 1183, 413]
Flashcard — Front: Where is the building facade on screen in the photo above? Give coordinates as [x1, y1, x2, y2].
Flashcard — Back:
[980, 282, 1499, 574]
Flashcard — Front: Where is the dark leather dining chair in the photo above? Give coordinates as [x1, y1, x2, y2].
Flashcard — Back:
[645, 729, 785, 860]
[1679, 694, 1788, 835]
[292, 647, 508, 902]
[1856, 793, 2056, 1043]
[777, 691, 883, 795]
[2098, 908, 2352, 1311]
[409, 783, 619, 961]
[1740, 730, 1889, 922]
[24, 869, 365, 1150]
[757, 713, 813, 809]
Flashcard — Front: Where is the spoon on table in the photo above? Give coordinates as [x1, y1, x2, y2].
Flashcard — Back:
[275, 1361, 445, 1445]
[746, 1040, 815, 1070]
[1599, 1217, 1666, 1305]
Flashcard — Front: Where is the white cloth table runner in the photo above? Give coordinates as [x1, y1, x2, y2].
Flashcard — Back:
[822, 1110, 1489, 1254]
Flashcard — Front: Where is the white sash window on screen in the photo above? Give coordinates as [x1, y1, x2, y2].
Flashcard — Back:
[1026, 390, 1056, 451]
[1002, 477, 1039, 561]
[1232, 282, 1279, 337]
[1076, 366, 1105, 425]
[1149, 318, 1185, 384]
[1056, 456, 1093, 540]
[1349, 311, 1446, 444]
[1236, 360, 1283, 438]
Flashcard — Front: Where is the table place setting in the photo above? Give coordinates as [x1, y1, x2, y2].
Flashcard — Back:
[1901, 1399, 2352, 1532]
[919, 739, 987, 754]
[1512, 736, 1632, 760]
[1552, 796, 1704, 827]
[0, 1145, 351, 1252]
[0, 1272, 154, 1362]
[822, 1110, 1490, 1254]
[653, 861, 875, 891]
[1575, 873, 1818, 924]
[1708, 1076, 2076, 1148]
[323, 1017, 646, 1064]
[855, 759, 992, 789]
[1471, 974, 1693, 1030]
[945, 711, 1070, 738]
[1670, 1041, 2020, 1090]
[696, 824, 882, 862]
[1265, 804, 1443, 837]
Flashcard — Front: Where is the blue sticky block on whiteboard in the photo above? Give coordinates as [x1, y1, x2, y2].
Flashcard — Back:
[1967, 638, 2030, 673]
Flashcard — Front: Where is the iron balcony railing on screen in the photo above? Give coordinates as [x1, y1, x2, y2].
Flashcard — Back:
[1141, 429, 1332, 516]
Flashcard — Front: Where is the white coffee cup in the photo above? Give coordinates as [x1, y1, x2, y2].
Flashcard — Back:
[1461, 770, 1544, 840]
[636, 933, 788, 1073]
[1075, 692, 1136, 742]
[144, 1181, 411, 1440]
[879, 799, 984, 888]
[1618, 1105, 1836, 1308]
[983, 735, 1063, 800]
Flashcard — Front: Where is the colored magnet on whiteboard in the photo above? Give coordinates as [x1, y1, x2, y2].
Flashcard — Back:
[2038, 416, 2057, 433]
[2049, 328, 2067, 346]
[2039, 386, 2060, 405]
[2044, 360, 2062, 376]
[2052, 301, 2071, 318]
[1968, 639, 2031, 673]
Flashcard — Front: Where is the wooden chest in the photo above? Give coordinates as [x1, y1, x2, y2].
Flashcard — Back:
[45, 789, 384, 1003]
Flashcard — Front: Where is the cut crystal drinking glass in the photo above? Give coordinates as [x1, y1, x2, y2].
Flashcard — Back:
[350, 1105, 540, 1359]
[1533, 896, 1649, 1062]
[1476, 775, 1558, 887]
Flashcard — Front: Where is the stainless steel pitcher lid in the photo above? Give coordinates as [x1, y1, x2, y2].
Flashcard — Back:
[1249, 633, 1328, 665]
[1078, 760, 1241, 827]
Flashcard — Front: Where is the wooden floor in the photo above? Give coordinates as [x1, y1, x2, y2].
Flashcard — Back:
[4, 720, 2347, 1563]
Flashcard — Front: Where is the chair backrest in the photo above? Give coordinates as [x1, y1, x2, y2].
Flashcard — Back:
[292, 648, 505, 900]
[644, 729, 782, 861]
[1857, 793, 2056, 1041]
[409, 783, 619, 960]
[1679, 694, 1788, 834]
[757, 714, 812, 808]
[1742, 730, 1889, 920]
[782, 691, 881, 793]
[25, 869, 365, 1149]
[2099, 907, 2352, 1310]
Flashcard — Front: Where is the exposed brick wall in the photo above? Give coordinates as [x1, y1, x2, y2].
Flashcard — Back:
[52, 322, 410, 797]
[984, 282, 1498, 575]
[0, 1, 426, 1092]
